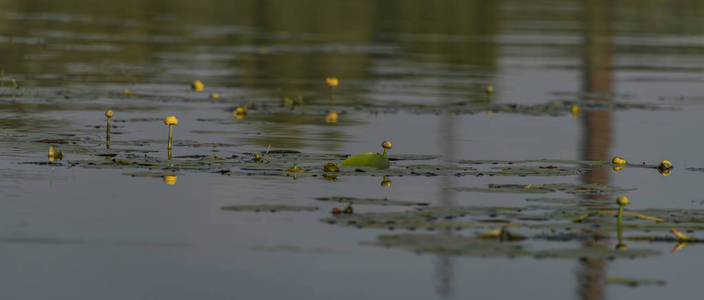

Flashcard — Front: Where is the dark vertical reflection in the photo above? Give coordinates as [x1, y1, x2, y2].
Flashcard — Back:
[577, 1, 613, 299]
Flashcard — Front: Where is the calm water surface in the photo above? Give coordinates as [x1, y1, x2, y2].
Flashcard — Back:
[2, 0, 704, 299]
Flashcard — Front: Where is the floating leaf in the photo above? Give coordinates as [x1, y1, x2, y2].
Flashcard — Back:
[341, 152, 389, 169]
[315, 196, 429, 207]
[605, 277, 666, 287]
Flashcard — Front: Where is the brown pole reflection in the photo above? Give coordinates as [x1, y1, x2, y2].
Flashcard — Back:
[577, 1, 613, 299]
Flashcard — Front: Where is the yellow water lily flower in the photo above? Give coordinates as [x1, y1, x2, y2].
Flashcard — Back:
[325, 111, 338, 123]
[325, 77, 339, 87]
[658, 160, 672, 170]
[164, 116, 178, 126]
[191, 80, 204, 91]
[123, 89, 132, 96]
[486, 85, 493, 94]
[233, 107, 247, 119]
[611, 156, 627, 165]
[571, 105, 580, 117]
[163, 175, 178, 185]
[209, 93, 220, 99]
[105, 109, 114, 118]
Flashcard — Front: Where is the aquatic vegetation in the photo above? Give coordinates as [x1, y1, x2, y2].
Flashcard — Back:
[315, 196, 428, 207]
[450, 183, 635, 195]
[325, 77, 338, 100]
[671, 228, 696, 242]
[209, 93, 220, 99]
[123, 89, 132, 96]
[341, 141, 392, 169]
[105, 109, 113, 149]
[221, 205, 318, 212]
[658, 160, 673, 176]
[164, 116, 178, 158]
[191, 80, 204, 91]
[48, 145, 63, 163]
[604, 277, 666, 287]
[323, 162, 339, 173]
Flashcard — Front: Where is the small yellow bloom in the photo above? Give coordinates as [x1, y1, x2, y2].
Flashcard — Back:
[164, 116, 178, 126]
[48, 146, 54, 158]
[325, 111, 338, 123]
[233, 107, 247, 120]
[611, 156, 627, 165]
[382, 141, 392, 150]
[191, 80, 204, 91]
[325, 77, 339, 87]
[616, 196, 629, 206]
[105, 109, 114, 118]
[571, 105, 580, 117]
[163, 175, 178, 185]
[486, 85, 493, 94]
[123, 89, 132, 96]
[209, 93, 220, 99]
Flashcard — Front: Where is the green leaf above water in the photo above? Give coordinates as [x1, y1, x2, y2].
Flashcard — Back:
[341, 152, 390, 169]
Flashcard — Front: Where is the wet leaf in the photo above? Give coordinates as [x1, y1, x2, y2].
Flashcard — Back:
[221, 205, 318, 212]
[341, 152, 390, 169]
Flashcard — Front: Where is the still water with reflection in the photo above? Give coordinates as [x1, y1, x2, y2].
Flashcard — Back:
[2, 0, 704, 299]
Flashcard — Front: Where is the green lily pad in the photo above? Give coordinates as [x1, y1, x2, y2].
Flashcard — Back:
[341, 152, 390, 169]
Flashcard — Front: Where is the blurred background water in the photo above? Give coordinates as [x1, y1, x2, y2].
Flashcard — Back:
[2, 0, 704, 299]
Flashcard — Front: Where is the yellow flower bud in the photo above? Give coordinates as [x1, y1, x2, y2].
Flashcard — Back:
[209, 93, 220, 99]
[233, 107, 247, 119]
[123, 89, 132, 96]
[611, 156, 627, 165]
[616, 196, 629, 206]
[164, 116, 178, 126]
[382, 141, 392, 150]
[325, 77, 339, 87]
[163, 175, 178, 185]
[571, 105, 580, 117]
[486, 85, 493, 93]
[325, 111, 338, 123]
[105, 109, 114, 118]
[191, 80, 204, 91]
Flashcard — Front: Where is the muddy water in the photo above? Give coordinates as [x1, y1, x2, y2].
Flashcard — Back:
[2, 0, 704, 299]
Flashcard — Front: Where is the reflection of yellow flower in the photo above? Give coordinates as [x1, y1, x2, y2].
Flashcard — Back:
[209, 93, 220, 99]
[658, 168, 672, 176]
[164, 116, 178, 126]
[611, 156, 627, 165]
[381, 176, 391, 187]
[615, 243, 628, 251]
[571, 105, 580, 117]
[325, 77, 339, 87]
[233, 107, 247, 119]
[612, 166, 623, 171]
[163, 175, 178, 185]
[658, 160, 673, 170]
[191, 80, 204, 91]
[325, 112, 338, 123]
[105, 109, 114, 118]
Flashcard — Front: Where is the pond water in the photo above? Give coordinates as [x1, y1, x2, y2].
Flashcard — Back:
[2, 0, 704, 299]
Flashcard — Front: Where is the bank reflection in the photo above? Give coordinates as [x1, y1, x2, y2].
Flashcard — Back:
[577, 1, 613, 299]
